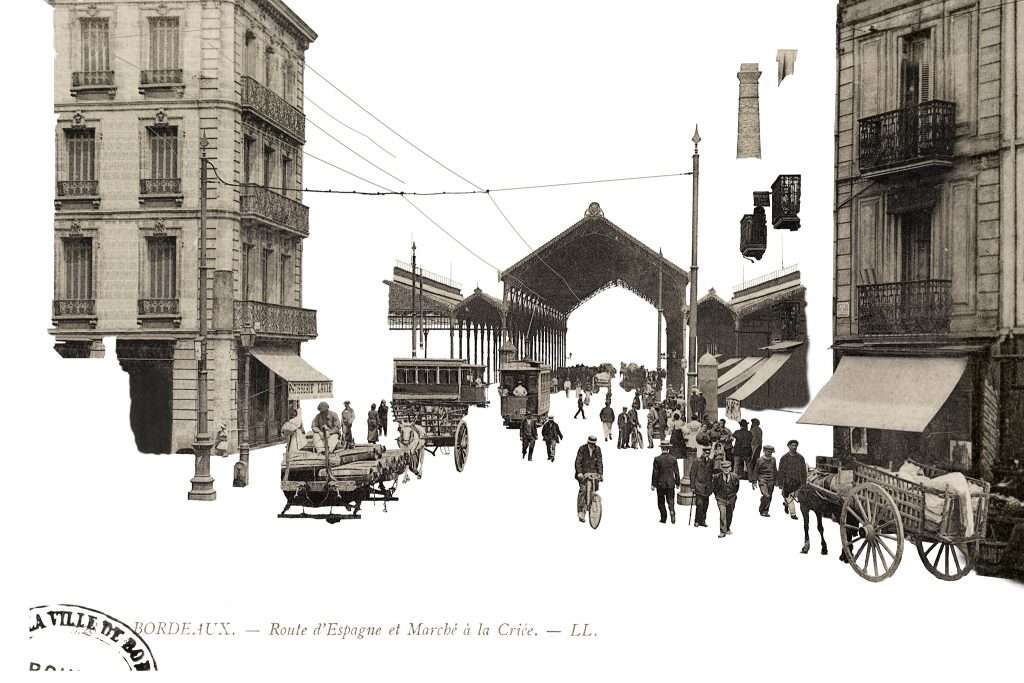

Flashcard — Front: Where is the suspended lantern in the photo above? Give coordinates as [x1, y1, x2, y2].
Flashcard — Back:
[771, 174, 801, 230]
[740, 210, 766, 260]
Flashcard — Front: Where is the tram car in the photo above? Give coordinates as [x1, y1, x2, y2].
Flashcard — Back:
[390, 358, 487, 471]
[499, 359, 552, 429]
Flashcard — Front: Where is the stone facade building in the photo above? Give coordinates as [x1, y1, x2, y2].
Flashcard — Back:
[48, 0, 330, 454]
[801, 0, 1024, 482]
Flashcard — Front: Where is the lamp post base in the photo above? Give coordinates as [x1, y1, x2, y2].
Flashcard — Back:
[188, 436, 216, 501]
[233, 443, 250, 488]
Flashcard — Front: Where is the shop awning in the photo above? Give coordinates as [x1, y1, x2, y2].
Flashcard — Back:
[728, 351, 794, 402]
[250, 349, 333, 401]
[718, 356, 767, 395]
[798, 355, 967, 432]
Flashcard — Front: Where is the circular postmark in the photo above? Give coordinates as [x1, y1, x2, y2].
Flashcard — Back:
[28, 604, 157, 672]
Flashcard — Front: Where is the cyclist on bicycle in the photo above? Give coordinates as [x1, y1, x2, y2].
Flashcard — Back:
[574, 435, 604, 523]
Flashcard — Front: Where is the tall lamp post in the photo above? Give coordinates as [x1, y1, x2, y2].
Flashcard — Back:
[686, 126, 701, 419]
[189, 138, 215, 501]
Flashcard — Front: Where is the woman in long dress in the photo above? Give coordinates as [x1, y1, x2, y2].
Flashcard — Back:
[367, 404, 380, 444]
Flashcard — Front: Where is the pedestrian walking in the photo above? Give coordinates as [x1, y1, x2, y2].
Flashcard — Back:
[689, 387, 707, 422]
[584, 389, 591, 406]
[367, 404, 380, 444]
[632, 390, 642, 411]
[574, 392, 586, 419]
[668, 411, 685, 459]
[599, 403, 615, 442]
[341, 400, 355, 449]
[377, 400, 389, 437]
[628, 406, 641, 449]
[712, 460, 740, 538]
[616, 407, 629, 449]
[542, 416, 564, 462]
[651, 447, 681, 524]
[646, 405, 658, 448]
[748, 418, 763, 483]
[690, 445, 714, 528]
[564, 378, 572, 398]
[753, 444, 778, 517]
[717, 419, 734, 461]
[520, 416, 538, 461]
[777, 439, 808, 519]
[732, 419, 752, 479]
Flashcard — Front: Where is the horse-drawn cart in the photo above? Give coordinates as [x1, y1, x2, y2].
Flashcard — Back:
[391, 358, 485, 472]
[803, 457, 990, 582]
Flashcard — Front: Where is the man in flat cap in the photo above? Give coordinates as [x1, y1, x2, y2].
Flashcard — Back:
[777, 439, 808, 519]
[311, 401, 342, 454]
[752, 444, 779, 517]
[341, 400, 356, 449]
[651, 440, 681, 524]
[575, 435, 604, 523]
[712, 459, 740, 538]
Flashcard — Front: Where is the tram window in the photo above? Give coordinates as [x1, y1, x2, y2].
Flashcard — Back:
[396, 368, 413, 383]
[439, 369, 452, 384]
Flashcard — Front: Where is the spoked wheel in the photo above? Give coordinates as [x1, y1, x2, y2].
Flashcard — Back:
[454, 420, 469, 473]
[915, 538, 974, 581]
[840, 482, 904, 582]
[589, 494, 602, 529]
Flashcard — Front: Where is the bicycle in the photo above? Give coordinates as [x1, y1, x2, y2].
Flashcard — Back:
[579, 472, 603, 529]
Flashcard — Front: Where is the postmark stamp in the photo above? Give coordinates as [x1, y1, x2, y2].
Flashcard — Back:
[28, 604, 157, 672]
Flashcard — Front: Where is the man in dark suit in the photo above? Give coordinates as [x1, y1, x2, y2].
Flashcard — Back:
[541, 416, 564, 462]
[520, 416, 538, 461]
[651, 447, 681, 523]
[616, 408, 629, 449]
[575, 436, 604, 522]
[689, 446, 715, 527]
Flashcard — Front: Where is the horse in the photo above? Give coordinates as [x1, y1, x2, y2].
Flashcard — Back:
[796, 481, 831, 556]
[396, 421, 426, 479]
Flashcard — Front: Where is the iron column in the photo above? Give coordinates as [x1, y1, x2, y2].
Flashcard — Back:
[657, 248, 664, 401]
[410, 242, 417, 358]
[686, 126, 701, 418]
[189, 139, 215, 501]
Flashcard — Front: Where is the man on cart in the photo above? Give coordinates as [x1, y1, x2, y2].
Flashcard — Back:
[312, 401, 342, 454]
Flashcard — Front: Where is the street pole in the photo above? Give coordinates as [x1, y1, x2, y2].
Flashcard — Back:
[189, 139, 215, 501]
[686, 126, 701, 420]
[656, 248, 664, 401]
[410, 242, 417, 358]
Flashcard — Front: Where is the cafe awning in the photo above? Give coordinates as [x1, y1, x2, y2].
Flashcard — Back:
[798, 355, 967, 432]
[250, 349, 333, 401]
[718, 356, 766, 395]
[728, 351, 794, 402]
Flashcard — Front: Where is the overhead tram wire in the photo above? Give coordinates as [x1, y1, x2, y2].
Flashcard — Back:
[306, 116, 405, 185]
[304, 96, 397, 158]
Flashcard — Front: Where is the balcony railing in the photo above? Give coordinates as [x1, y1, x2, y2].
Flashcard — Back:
[57, 180, 99, 197]
[240, 76, 305, 142]
[138, 298, 180, 316]
[771, 174, 801, 230]
[234, 300, 317, 339]
[140, 68, 183, 86]
[857, 279, 952, 335]
[140, 178, 182, 195]
[53, 299, 96, 317]
[859, 100, 956, 176]
[240, 184, 309, 236]
[72, 70, 115, 89]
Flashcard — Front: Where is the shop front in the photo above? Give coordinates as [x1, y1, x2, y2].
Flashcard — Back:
[240, 345, 332, 448]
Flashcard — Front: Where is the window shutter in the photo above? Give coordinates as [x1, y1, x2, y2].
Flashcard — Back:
[65, 238, 93, 300]
[918, 38, 931, 103]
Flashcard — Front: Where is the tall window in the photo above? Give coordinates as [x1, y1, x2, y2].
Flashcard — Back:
[147, 236, 177, 300]
[243, 136, 255, 184]
[281, 155, 292, 197]
[64, 237, 93, 300]
[81, 18, 110, 74]
[264, 48, 274, 90]
[65, 129, 96, 182]
[283, 60, 295, 103]
[279, 253, 292, 304]
[900, 210, 932, 281]
[901, 32, 931, 106]
[260, 248, 272, 302]
[244, 31, 257, 79]
[148, 126, 178, 179]
[263, 145, 275, 188]
[148, 17, 180, 71]
[241, 243, 253, 299]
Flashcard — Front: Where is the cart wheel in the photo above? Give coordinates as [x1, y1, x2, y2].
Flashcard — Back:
[589, 493, 602, 529]
[915, 538, 974, 581]
[840, 482, 904, 582]
[454, 420, 469, 473]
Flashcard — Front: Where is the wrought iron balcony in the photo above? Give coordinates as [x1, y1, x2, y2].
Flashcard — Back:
[140, 178, 182, 195]
[857, 279, 952, 335]
[138, 298, 180, 316]
[240, 76, 305, 142]
[239, 183, 309, 236]
[71, 70, 115, 94]
[771, 174, 801, 230]
[53, 299, 96, 317]
[57, 180, 99, 197]
[234, 300, 317, 340]
[140, 68, 183, 86]
[858, 101, 955, 178]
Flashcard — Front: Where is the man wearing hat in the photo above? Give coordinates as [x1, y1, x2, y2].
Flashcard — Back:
[651, 441, 681, 523]
[688, 387, 706, 422]
[752, 444, 779, 517]
[599, 401, 615, 442]
[520, 415, 539, 461]
[690, 445, 715, 527]
[574, 436, 604, 523]
[711, 458, 740, 537]
[341, 401, 356, 449]
[748, 418, 763, 483]
[311, 401, 342, 454]
[777, 439, 808, 519]
[732, 419, 753, 478]
[541, 415, 564, 462]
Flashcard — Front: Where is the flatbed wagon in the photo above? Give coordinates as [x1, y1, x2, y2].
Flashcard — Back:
[805, 457, 990, 582]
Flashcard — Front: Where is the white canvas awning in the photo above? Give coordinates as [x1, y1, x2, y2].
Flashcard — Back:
[798, 355, 967, 432]
[728, 351, 794, 402]
[250, 349, 333, 400]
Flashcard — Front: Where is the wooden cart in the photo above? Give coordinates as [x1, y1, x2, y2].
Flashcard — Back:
[391, 358, 485, 472]
[807, 458, 990, 582]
